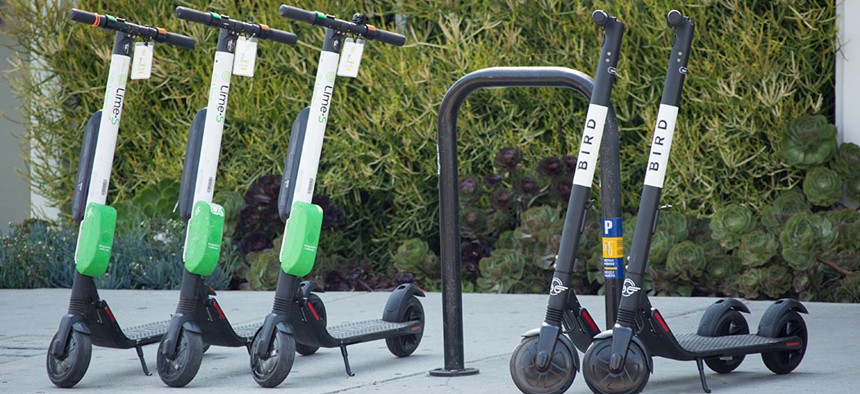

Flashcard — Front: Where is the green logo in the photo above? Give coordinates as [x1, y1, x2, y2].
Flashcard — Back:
[221, 71, 231, 83]
[110, 116, 119, 125]
[326, 71, 336, 83]
[216, 114, 224, 123]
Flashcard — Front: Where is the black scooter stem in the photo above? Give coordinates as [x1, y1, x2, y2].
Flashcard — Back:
[616, 10, 694, 327]
[545, 10, 624, 319]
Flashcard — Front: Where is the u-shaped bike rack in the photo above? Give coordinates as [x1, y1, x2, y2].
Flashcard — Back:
[431, 67, 623, 376]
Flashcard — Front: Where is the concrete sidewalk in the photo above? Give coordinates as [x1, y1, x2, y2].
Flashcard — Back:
[0, 289, 856, 393]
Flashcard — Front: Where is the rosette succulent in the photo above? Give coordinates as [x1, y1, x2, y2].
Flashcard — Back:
[657, 209, 688, 244]
[709, 204, 756, 249]
[780, 212, 836, 271]
[830, 142, 860, 179]
[458, 174, 482, 204]
[761, 189, 811, 233]
[537, 156, 565, 178]
[393, 238, 439, 280]
[778, 114, 837, 168]
[736, 229, 779, 267]
[666, 241, 706, 276]
[825, 209, 860, 251]
[495, 147, 524, 171]
[477, 248, 525, 293]
[802, 166, 842, 207]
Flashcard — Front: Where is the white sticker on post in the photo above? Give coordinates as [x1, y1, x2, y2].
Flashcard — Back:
[233, 36, 258, 77]
[130, 42, 153, 80]
[337, 38, 365, 78]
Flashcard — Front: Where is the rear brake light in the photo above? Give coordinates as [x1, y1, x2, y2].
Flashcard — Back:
[654, 311, 670, 333]
[786, 341, 801, 347]
[581, 310, 599, 333]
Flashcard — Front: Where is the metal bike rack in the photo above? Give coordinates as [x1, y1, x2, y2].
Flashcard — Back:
[430, 67, 622, 376]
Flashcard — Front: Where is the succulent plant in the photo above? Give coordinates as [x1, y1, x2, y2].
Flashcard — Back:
[246, 247, 280, 290]
[707, 253, 741, 281]
[477, 248, 525, 293]
[562, 155, 578, 176]
[737, 229, 779, 267]
[459, 206, 487, 238]
[738, 268, 763, 299]
[666, 241, 705, 276]
[214, 190, 244, 239]
[483, 173, 504, 189]
[760, 265, 793, 299]
[780, 212, 836, 271]
[657, 209, 688, 244]
[802, 166, 842, 207]
[648, 230, 674, 266]
[519, 206, 559, 237]
[537, 156, 564, 178]
[778, 114, 838, 168]
[240, 231, 274, 254]
[830, 142, 860, 179]
[835, 272, 860, 302]
[844, 177, 860, 201]
[513, 175, 540, 196]
[494, 147, 524, 171]
[709, 204, 757, 249]
[825, 209, 860, 251]
[244, 174, 281, 207]
[490, 188, 514, 211]
[761, 189, 812, 233]
[551, 176, 573, 204]
[393, 238, 439, 280]
[458, 174, 482, 204]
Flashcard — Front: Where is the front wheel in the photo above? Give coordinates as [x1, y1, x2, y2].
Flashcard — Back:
[760, 311, 807, 374]
[250, 329, 296, 387]
[385, 296, 424, 357]
[509, 335, 577, 394]
[582, 338, 650, 394]
[46, 330, 92, 388]
[156, 329, 204, 387]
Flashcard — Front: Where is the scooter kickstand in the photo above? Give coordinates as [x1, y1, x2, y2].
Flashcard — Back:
[135, 346, 153, 376]
[340, 346, 355, 377]
[695, 358, 711, 393]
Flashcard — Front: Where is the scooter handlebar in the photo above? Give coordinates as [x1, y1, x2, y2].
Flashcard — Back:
[278, 5, 319, 25]
[161, 31, 196, 49]
[174, 6, 214, 26]
[259, 25, 299, 45]
[69, 8, 98, 25]
[278, 4, 405, 46]
[365, 26, 406, 47]
[666, 10, 687, 28]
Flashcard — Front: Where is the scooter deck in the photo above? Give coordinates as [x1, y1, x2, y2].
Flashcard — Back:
[232, 321, 263, 339]
[122, 320, 171, 343]
[327, 319, 415, 341]
[672, 333, 798, 358]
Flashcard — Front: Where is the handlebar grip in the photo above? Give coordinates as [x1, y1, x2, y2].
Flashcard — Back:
[175, 6, 214, 26]
[666, 10, 686, 28]
[279, 5, 319, 25]
[162, 32, 196, 49]
[261, 27, 298, 45]
[366, 27, 405, 46]
[69, 8, 99, 26]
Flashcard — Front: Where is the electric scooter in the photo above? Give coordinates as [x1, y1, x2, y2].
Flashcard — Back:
[244, 5, 420, 388]
[45, 9, 195, 388]
[508, 10, 623, 394]
[154, 7, 296, 387]
[581, 11, 808, 394]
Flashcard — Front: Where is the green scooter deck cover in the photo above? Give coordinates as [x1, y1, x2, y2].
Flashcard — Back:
[280, 202, 322, 277]
[75, 202, 117, 277]
[183, 201, 225, 276]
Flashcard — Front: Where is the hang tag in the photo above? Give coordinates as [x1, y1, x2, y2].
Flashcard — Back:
[233, 36, 258, 77]
[130, 42, 153, 80]
[337, 38, 365, 78]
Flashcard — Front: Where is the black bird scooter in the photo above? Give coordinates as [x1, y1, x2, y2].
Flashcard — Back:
[508, 10, 624, 394]
[581, 11, 808, 394]
[245, 5, 422, 388]
[46, 9, 195, 388]
[155, 7, 296, 387]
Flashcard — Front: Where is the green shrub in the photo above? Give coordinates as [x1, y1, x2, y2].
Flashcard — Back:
[778, 115, 838, 169]
[4, 0, 838, 266]
[709, 204, 756, 249]
[802, 166, 842, 207]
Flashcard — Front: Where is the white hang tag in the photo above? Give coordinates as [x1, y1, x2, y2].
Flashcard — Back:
[233, 36, 258, 77]
[130, 41, 154, 80]
[337, 38, 365, 78]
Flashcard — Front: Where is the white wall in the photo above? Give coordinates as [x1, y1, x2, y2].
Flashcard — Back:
[837, 0, 860, 145]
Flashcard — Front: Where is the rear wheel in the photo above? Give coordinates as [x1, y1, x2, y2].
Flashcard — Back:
[295, 293, 326, 356]
[509, 335, 577, 394]
[156, 329, 203, 387]
[46, 331, 92, 388]
[385, 296, 424, 357]
[251, 329, 296, 387]
[760, 311, 807, 374]
[700, 309, 749, 373]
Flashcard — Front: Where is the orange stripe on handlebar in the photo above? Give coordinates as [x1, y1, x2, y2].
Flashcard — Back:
[157, 27, 167, 35]
[366, 24, 377, 31]
[91, 14, 100, 27]
[260, 24, 269, 30]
